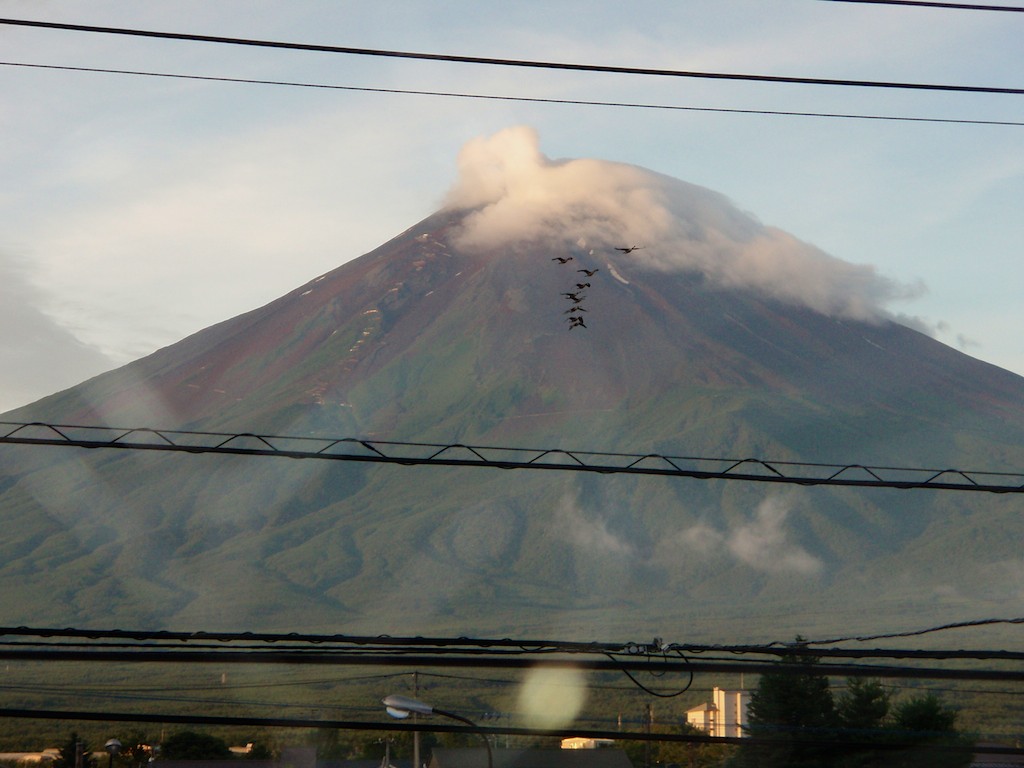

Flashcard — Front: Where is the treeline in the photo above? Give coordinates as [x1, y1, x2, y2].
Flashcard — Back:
[731, 648, 973, 768]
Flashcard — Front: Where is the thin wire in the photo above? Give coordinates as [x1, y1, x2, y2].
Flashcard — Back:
[0, 671, 407, 695]
[800, 617, 1024, 645]
[3, 61, 1021, 127]
[604, 650, 695, 698]
[824, 0, 1024, 10]
[0, 17, 1021, 95]
[417, 669, 675, 693]
[0, 683, 374, 714]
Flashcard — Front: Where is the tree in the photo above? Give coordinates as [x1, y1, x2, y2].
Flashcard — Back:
[120, 731, 154, 768]
[730, 651, 972, 768]
[620, 723, 676, 768]
[308, 728, 349, 760]
[831, 679, 894, 768]
[246, 743, 273, 760]
[732, 644, 838, 768]
[650, 721, 734, 768]
[160, 731, 231, 760]
[892, 693, 957, 734]
[886, 694, 971, 768]
[52, 733, 98, 768]
[836, 678, 890, 734]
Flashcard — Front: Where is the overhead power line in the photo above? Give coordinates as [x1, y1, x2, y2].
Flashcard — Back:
[824, 0, 1024, 11]
[7, 625, 1024, 662]
[0, 647, 1018, 681]
[2, 421, 1021, 493]
[801, 616, 1024, 645]
[0, 707, 713, 745]
[0, 17, 1021, 95]
[3, 61, 1021, 127]
[3, 706, 1018, 758]
[6, 624, 1024, 714]
[12, 626, 1024, 663]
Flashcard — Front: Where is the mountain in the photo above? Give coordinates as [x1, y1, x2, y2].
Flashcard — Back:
[3, 133, 1023, 643]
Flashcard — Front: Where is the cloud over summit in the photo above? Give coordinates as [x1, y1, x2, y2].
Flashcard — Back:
[444, 126, 922, 321]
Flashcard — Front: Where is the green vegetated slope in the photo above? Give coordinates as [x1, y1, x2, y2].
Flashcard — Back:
[1, 387, 1019, 642]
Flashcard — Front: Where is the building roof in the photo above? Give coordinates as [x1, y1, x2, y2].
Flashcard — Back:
[686, 702, 717, 714]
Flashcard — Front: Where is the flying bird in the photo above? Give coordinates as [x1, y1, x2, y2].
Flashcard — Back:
[577, 268, 599, 277]
[563, 306, 587, 314]
[615, 245, 644, 253]
[575, 282, 591, 289]
[568, 316, 587, 329]
[551, 256, 574, 264]
[561, 292, 585, 303]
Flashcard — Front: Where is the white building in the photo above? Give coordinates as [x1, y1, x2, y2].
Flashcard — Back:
[685, 702, 717, 733]
[686, 687, 749, 738]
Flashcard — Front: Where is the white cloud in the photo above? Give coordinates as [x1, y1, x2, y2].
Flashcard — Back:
[727, 496, 822, 575]
[443, 126, 921, 321]
[555, 489, 821, 576]
[678, 495, 822, 575]
[0, 252, 114, 413]
[678, 522, 723, 552]
[555, 492, 635, 557]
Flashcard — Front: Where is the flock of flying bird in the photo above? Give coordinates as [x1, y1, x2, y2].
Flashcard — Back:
[552, 245, 643, 329]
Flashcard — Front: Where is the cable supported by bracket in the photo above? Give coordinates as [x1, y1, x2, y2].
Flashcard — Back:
[2, 421, 1022, 493]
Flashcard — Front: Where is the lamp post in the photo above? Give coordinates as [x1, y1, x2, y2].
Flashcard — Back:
[382, 694, 493, 768]
[103, 739, 122, 768]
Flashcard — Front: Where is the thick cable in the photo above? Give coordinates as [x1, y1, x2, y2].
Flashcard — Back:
[0, 18, 1021, 95]
[824, 0, 1024, 10]
[799, 616, 1024, 645]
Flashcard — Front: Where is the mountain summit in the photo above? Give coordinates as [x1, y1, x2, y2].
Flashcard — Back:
[3, 128, 1023, 640]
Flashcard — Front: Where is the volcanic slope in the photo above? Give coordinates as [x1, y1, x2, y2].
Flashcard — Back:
[3, 167, 1024, 641]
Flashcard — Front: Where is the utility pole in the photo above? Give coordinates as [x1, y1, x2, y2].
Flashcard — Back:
[644, 703, 653, 768]
[412, 672, 420, 768]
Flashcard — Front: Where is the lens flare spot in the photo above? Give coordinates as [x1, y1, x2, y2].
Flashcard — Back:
[516, 665, 586, 730]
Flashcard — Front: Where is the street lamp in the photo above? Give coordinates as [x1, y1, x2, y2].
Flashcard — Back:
[382, 694, 493, 768]
[103, 739, 122, 768]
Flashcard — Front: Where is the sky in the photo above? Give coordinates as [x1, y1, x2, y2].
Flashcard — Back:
[1, 0, 1022, 414]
